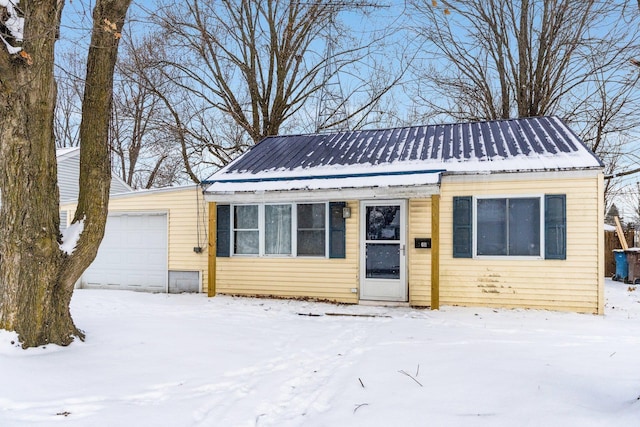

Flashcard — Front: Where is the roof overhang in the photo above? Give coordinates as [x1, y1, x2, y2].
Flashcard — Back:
[204, 184, 441, 204]
[202, 165, 604, 204]
[203, 170, 443, 203]
[441, 167, 603, 183]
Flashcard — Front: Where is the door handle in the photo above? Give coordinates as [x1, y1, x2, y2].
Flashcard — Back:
[400, 244, 406, 256]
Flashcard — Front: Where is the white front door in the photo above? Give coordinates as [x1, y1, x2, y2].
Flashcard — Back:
[360, 200, 407, 302]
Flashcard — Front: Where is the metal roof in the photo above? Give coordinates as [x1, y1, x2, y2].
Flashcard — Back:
[204, 116, 603, 194]
[221, 116, 601, 174]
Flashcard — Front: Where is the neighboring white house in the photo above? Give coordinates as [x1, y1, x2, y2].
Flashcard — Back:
[56, 147, 132, 230]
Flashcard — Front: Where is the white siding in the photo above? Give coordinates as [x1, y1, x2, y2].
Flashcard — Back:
[57, 150, 132, 204]
[57, 155, 81, 203]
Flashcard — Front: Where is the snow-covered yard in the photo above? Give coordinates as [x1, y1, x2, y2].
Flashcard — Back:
[1, 279, 639, 426]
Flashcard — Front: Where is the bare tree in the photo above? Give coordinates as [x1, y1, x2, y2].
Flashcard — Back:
[408, 1, 640, 144]
[0, 0, 132, 348]
[110, 38, 175, 188]
[147, 0, 405, 145]
[118, 31, 249, 183]
[628, 182, 640, 227]
[408, 0, 640, 208]
[54, 51, 85, 148]
[54, 28, 190, 188]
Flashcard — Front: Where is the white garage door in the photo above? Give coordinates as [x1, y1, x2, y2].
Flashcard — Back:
[82, 212, 168, 292]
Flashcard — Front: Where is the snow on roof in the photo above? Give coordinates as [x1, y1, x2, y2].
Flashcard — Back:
[204, 116, 603, 195]
[205, 169, 443, 193]
[107, 184, 201, 200]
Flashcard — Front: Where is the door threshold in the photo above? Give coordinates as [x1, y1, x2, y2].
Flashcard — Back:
[359, 300, 410, 308]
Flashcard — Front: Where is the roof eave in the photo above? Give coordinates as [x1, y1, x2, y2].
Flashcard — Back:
[440, 165, 604, 177]
[203, 182, 441, 203]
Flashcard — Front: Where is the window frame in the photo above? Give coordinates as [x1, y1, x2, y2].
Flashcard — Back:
[232, 204, 260, 255]
[264, 203, 293, 256]
[472, 194, 545, 260]
[229, 202, 330, 258]
[296, 202, 329, 257]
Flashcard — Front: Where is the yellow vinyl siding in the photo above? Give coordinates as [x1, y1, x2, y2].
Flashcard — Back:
[209, 171, 602, 313]
[597, 173, 605, 311]
[408, 198, 431, 306]
[215, 202, 359, 303]
[61, 186, 209, 293]
[439, 173, 603, 314]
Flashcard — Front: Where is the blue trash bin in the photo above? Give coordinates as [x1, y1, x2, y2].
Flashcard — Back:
[614, 250, 628, 282]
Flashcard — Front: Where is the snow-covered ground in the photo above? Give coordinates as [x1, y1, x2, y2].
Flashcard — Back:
[1, 279, 639, 426]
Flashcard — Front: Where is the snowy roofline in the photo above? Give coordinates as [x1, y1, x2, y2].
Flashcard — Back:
[102, 184, 201, 200]
[203, 167, 601, 196]
[56, 147, 80, 160]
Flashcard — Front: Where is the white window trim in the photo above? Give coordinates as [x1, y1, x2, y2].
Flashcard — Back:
[264, 203, 293, 258]
[472, 194, 545, 260]
[232, 204, 260, 256]
[295, 202, 329, 258]
[291, 204, 297, 257]
[230, 202, 329, 258]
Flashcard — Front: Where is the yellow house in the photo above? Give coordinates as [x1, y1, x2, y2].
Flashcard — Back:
[203, 116, 604, 313]
[61, 185, 209, 293]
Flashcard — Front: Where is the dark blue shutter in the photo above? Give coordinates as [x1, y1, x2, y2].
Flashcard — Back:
[216, 204, 231, 257]
[453, 196, 472, 258]
[545, 194, 566, 260]
[329, 202, 346, 259]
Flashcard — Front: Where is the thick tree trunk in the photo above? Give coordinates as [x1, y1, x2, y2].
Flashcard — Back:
[0, 0, 132, 348]
[0, 0, 77, 347]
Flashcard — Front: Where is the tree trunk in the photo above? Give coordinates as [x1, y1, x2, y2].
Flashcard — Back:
[0, 0, 132, 348]
[0, 0, 75, 347]
[516, 0, 531, 117]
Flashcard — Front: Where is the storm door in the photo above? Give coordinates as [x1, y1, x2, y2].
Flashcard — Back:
[360, 201, 407, 301]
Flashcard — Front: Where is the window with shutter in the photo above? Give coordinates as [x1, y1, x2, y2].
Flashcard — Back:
[452, 194, 566, 260]
[217, 202, 347, 258]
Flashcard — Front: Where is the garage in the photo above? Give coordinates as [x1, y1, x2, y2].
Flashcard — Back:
[82, 212, 168, 292]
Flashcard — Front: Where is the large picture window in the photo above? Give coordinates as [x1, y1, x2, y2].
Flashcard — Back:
[218, 202, 345, 258]
[453, 195, 566, 259]
[476, 198, 540, 256]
